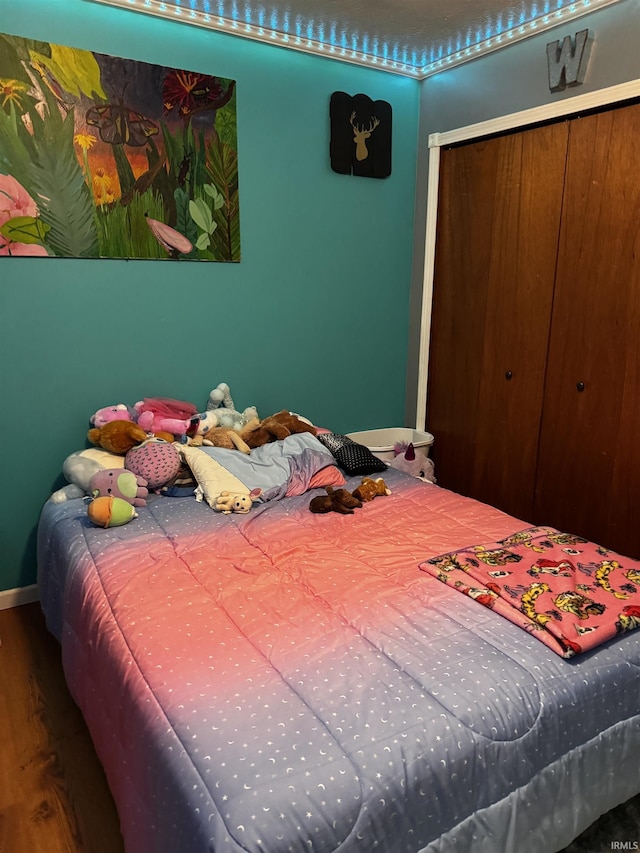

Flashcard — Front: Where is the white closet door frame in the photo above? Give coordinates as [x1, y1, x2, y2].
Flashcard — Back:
[415, 79, 640, 431]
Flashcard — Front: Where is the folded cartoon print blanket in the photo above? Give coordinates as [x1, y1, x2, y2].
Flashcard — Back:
[420, 526, 640, 658]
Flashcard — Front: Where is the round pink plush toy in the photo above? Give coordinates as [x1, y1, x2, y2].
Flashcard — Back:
[125, 439, 182, 491]
[89, 468, 149, 507]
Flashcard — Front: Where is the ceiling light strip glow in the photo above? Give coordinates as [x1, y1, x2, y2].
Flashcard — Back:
[87, 0, 420, 75]
[87, 0, 625, 79]
[419, 0, 623, 77]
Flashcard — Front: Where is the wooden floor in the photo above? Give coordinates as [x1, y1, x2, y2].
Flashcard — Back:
[0, 603, 124, 853]
[0, 602, 637, 853]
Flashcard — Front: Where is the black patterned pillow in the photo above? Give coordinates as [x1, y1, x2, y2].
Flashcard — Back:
[316, 433, 387, 475]
[316, 432, 351, 454]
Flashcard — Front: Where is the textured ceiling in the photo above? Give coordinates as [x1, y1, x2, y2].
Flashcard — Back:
[92, 0, 624, 77]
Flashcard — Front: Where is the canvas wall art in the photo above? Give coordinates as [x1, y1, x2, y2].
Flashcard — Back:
[0, 33, 240, 260]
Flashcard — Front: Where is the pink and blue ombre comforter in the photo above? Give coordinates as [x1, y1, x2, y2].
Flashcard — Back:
[37, 469, 640, 853]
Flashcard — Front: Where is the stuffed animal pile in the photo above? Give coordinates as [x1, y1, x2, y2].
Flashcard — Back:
[52, 382, 414, 527]
[51, 383, 326, 527]
[190, 409, 317, 454]
[89, 384, 258, 443]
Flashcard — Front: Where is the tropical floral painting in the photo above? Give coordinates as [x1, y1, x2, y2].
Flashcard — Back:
[0, 33, 240, 260]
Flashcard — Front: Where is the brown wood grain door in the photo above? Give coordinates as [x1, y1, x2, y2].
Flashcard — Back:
[427, 122, 568, 521]
[533, 102, 640, 557]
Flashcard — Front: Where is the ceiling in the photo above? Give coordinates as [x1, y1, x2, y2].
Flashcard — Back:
[91, 0, 623, 78]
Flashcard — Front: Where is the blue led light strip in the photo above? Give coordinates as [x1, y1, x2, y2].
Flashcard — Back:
[87, 0, 624, 79]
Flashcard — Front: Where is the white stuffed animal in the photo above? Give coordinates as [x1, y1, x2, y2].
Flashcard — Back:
[213, 489, 262, 514]
[206, 382, 258, 429]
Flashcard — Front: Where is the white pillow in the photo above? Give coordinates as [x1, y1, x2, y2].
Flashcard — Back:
[179, 445, 249, 508]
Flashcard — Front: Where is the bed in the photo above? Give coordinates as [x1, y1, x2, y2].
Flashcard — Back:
[37, 431, 640, 853]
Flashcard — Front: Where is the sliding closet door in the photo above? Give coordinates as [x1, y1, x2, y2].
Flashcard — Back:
[534, 102, 640, 557]
[426, 122, 568, 521]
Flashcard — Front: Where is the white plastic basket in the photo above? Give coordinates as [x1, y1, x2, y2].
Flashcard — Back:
[345, 428, 434, 463]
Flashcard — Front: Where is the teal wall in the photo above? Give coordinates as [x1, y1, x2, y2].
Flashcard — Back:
[0, 0, 420, 591]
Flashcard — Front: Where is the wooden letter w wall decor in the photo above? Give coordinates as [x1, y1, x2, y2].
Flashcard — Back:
[546, 29, 592, 91]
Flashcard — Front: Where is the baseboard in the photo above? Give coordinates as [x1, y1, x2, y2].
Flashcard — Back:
[0, 584, 39, 610]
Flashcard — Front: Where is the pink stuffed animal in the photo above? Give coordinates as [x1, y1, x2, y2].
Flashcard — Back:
[134, 397, 199, 436]
[90, 404, 135, 428]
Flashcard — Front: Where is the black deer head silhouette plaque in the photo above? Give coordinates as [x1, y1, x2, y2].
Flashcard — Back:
[330, 92, 392, 178]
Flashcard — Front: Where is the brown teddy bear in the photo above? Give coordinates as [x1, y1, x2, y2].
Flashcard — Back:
[309, 486, 363, 515]
[241, 411, 317, 449]
[270, 410, 317, 436]
[190, 426, 252, 453]
[352, 477, 392, 502]
[87, 420, 148, 455]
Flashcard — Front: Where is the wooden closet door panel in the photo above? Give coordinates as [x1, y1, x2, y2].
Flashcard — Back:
[534, 102, 640, 557]
[427, 123, 568, 519]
